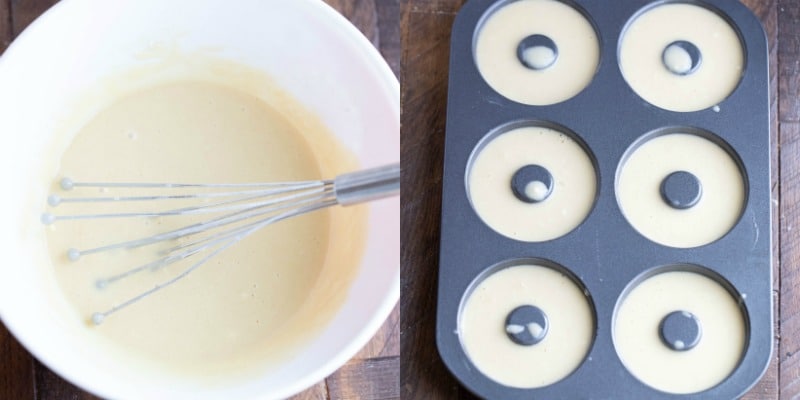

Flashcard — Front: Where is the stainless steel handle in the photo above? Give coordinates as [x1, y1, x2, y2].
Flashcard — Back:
[334, 163, 400, 206]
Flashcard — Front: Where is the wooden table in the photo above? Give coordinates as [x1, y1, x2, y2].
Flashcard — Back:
[0, 1, 399, 399]
[400, 0, 798, 398]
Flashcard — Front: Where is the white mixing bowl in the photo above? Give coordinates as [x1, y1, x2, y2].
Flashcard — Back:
[0, 0, 399, 399]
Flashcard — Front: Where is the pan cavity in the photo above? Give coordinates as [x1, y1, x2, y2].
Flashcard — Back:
[619, 2, 744, 112]
[613, 266, 747, 394]
[616, 129, 746, 248]
[467, 123, 598, 242]
[474, 0, 600, 105]
[459, 260, 596, 388]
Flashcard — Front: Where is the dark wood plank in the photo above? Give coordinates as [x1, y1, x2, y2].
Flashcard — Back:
[403, 0, 462, 13]
[292, 381, 330, 400]
[0, 0, 10, 52]
[0, 322, 35, 400]
[779, 0, 800, 397]
[399, 1, 466, 399]
[376, 0, 400, 77]
[327, 357, 399, 400]
[781, 122, 800, 398]
[31, 359, 100, 400]
[9, 0, 57, 36]
[777, 0, 800, 123]
[781, 122, 800, 394]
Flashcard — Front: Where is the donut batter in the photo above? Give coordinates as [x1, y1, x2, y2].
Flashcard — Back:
[616, 133, 744, 248]
[475, 0, 599, 105]
[619, 3, 743, 112]
[460, 264, 594, 388]
[468, 126, 596, 242]
[44, 81, 366, 376]
[614, 269, 746, 394]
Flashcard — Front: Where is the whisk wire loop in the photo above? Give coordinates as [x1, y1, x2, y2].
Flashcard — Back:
[43, 164, 400, 325]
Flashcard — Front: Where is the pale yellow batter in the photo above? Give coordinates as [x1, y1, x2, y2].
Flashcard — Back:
[614, 270, 746, 394]
[475, 0, 599, 105]
[619, 3, 743, 112]
[459, 264, 594, 388]
[44, 81, 366, 376]
[468, 126, 596, 242]
[616, 132, 744, 248]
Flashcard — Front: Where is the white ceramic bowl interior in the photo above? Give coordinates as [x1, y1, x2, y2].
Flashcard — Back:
[0, 0, 399, 399]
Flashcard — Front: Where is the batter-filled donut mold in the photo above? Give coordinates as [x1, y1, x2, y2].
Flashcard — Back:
[437, 0, 771, 398]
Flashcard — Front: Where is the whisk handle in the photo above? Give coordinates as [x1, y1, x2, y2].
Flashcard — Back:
[334, 163, 400, 206]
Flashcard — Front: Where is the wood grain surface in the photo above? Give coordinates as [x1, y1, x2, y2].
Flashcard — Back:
[400, 0, 798, 398]
[0, 1, 399, 399]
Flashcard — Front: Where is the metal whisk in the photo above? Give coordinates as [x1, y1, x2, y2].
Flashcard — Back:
[41, 164, 400, 325]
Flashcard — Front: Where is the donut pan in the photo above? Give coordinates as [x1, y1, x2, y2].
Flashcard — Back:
[436, 0, 771, 398]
